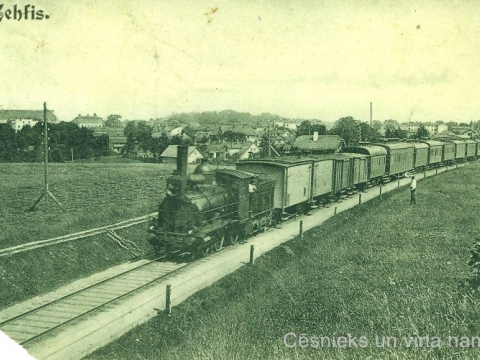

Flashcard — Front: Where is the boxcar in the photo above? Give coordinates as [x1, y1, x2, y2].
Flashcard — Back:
[236, 158, 313, 215]
[341, 145, 387, 184]
[421, 140, 444, 166]
[465, 139, 477, 160]
[449, 140, 467, 161]
[409, 142, 428, 171]
[374, 142, 415, 177]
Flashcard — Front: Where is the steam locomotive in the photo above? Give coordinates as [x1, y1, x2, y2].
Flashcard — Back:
[148, 140, 276, 259]
[148, 137, 478, 259]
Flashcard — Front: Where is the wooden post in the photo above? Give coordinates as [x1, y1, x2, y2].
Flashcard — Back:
[379, 186, 382, 198]
[299, 221, 303, 239]
[436, 168, 438, 174]
[397, 180, 400, 188]
[165, 284, 172, 316]
[358, 193, 362, 204]
[424, 172, 426, 179]
[29, 103, 66, 212]
[334, 206, 337, 215]
[249, 245, 255, 265]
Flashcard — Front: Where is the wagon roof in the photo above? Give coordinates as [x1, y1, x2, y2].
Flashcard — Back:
[373, 142, 415, 150]
[237, 157, 313, 168]
[465, 139, 478, 144]
[216, 169, 256, 179]
[446, 140, 467, 145]
[312, 153, 368, 160]
[409, 142, 429, 149]
[341, 146, 388, 156]
[421, 140, 445, 146]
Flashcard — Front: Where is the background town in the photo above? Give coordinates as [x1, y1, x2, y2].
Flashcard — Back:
[1, 108, 479, 164]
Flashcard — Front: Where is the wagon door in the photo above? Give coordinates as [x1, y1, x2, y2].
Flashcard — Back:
[285, 163, 312, 207]
[312, 159, 333, 197]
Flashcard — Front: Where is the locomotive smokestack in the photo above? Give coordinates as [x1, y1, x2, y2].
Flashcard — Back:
[176, 145, 188, 198]
[176, 144, 188, 178]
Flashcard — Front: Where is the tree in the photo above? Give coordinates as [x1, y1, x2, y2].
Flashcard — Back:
[105, 114, 122, 127]
[148, 133, 169, 160]
[0, 124, 18, 161]
[385, 127, 407, 139]
[296, 120, 327, 136]
[330, 117, 360, 146]
[416, 125, 429, 139]
[359, 122, 382, 143]
[123, 121, 153, 155]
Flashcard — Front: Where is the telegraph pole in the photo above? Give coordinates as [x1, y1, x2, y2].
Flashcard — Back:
[29, 102, 65, 212]
[370, 102, 373, 126]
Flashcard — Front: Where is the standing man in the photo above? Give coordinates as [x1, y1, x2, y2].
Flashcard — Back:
[410, 175, 417, 205]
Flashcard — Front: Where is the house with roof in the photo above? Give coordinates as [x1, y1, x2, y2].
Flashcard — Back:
[0, 110, 58, 132]
[72, 114, 104, 128]
[292, 133, 345, 154]
[160, 145, 204, 164]
[234, 126, 257, 142]
[205, 143, 229, 161]
[449, 126, 477, 138]
[92, 127, 127, 153]
[227, 141, 259, 160]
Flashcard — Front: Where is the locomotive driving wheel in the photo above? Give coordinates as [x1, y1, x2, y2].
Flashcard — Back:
[228, 229, 239, 245]
[212, 231, 225, 252]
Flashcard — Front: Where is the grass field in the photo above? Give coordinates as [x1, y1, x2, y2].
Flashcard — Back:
[0, 162, 177, 247]
[86, 162, 480, 359]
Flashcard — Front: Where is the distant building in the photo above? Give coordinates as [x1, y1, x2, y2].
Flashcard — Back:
[0, 110, 58, 132]
[205, 143, 229, 160]
[160, 145, 204, 164]
[293, 133, 345, 154]
[91, 127, 127, 153]
[169, 126, 184, 137]
[449, 126, 477, 138]
[399, 122, 448, 136]
[227, 141, 259, 160]
[274, 122, 298, 131]
[72, 114, 104, 128]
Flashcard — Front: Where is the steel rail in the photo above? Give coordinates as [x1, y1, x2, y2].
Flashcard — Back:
[0, 255, 192, 346]
[0, 212, 158, 258]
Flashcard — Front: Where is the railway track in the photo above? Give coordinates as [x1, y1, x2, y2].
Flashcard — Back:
[0, 256, 186, 345]
[0, 212, 157, 259]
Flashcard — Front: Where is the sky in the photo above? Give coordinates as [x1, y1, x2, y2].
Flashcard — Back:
[1, 0, 480, 123]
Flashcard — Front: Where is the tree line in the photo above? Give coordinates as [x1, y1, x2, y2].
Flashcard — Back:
[0, 122, 109, 162]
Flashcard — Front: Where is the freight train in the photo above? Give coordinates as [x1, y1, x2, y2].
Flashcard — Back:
[148, 138, 478, 259]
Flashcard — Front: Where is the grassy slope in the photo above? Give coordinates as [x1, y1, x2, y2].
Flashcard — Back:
[0, 162, 172, 309]
[0, 162, 174, 247]
[88, 162, 480, 359]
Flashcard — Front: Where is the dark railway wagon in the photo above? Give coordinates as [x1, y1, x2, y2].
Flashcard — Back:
[411, 142, 429, 171]
[449, 140, 467, 161]
[341, 145, 387, 184]
[465, 139, 477, 160]
[374, 142, 415, 177]
[421, 140, 444, 166]
[441, 141, 455, 164]
[324, 153, 368, 189]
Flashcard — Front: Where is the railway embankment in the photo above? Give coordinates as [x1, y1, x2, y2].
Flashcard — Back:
[0, 163, 468, 359]
[82, 162, 480, 359]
